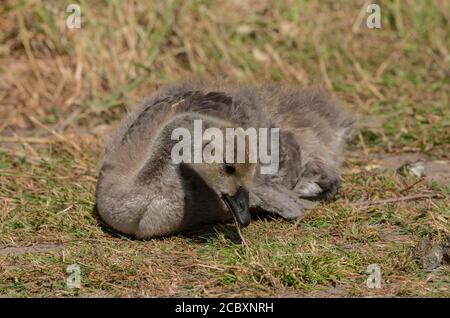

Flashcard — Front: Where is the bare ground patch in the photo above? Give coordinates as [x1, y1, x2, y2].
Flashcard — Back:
[0, 243, 63, 257]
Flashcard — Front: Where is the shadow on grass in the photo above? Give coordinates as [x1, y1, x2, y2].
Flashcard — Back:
[93, 202, 284, 244]
[92, 202, 246, 244]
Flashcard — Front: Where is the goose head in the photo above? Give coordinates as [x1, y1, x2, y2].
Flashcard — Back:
[178, 117, 257, 226]
[187, 159, 256, 227]
[168, 114, 258, 226]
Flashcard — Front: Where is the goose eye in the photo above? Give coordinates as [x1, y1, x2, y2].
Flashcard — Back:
[224, 163, 236, 174]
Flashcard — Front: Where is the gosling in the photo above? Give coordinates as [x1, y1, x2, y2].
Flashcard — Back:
[95, 82, 355, 239]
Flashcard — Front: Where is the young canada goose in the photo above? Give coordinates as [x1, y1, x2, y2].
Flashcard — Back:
[96, 82, 354, 239]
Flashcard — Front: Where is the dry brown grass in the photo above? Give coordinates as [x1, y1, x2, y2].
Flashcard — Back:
[0, 0, 449, 297]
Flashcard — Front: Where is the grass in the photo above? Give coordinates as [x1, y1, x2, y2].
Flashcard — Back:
[0, 0, 449, 297]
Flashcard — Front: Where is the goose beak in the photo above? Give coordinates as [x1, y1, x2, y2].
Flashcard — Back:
[222, 187, 251, 227]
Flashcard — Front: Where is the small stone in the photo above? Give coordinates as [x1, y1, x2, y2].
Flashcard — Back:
[422, 245, 443, 270]
[252, 48, 270, 63]
[416, 238, 444, 270]
[409, 160, 426, 177]
[397, 160, 426, 177]
[236, 25, 253, 36]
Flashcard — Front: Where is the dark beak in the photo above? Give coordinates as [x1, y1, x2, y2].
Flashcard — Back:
[222, 187, 251, 227]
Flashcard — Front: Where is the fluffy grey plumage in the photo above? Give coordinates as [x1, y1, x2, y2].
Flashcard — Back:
[96, 82, 355, 239]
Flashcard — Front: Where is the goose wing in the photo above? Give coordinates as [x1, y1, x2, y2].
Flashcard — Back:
[118, 90, 234, 146]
